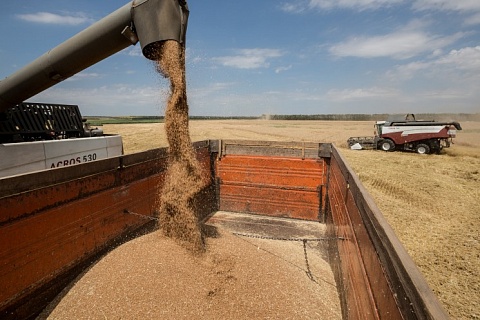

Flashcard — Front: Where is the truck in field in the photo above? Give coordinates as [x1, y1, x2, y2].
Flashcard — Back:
[347, 114, 462, 154]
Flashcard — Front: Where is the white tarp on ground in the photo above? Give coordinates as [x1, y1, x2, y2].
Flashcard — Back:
[350, 143, 363, 150]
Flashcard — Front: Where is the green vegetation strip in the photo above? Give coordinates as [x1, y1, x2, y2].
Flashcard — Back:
[83, 113, 480, 125]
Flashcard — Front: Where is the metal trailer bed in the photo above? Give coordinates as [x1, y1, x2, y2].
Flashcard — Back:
[0, 140, 448, 319]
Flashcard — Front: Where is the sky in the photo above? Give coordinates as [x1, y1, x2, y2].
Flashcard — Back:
[0, 0, 479, 117]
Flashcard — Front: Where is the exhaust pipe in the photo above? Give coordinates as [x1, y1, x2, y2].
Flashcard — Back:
[0, 0, 189, 113]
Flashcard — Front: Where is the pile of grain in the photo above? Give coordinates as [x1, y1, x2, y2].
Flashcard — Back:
[42, 229, 341, 319]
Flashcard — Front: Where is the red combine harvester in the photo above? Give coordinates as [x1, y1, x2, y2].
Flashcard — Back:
[348, 114, 462, 154]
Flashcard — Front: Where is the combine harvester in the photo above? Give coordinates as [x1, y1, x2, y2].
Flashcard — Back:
[0, 103, 122, 178]
[0, 1, 449, 319]
[348, 114, 462, 154]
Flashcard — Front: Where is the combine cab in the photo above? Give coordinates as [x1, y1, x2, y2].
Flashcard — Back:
[348, 114, 462, 154]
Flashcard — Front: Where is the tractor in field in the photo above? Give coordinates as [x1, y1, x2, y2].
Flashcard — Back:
[347, 114, 462, 154]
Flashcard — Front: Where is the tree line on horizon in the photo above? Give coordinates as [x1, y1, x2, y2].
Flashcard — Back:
[86, 112, 479, 124]
[261, 113, 479, 121]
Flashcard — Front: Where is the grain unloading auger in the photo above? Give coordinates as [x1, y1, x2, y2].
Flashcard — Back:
[0, 0, 188, 178]
[0, 0, 189, 112]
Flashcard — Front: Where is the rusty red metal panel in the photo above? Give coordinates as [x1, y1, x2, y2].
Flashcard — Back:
[327, 156, 380, 319]
[0, 171, 117, 223]
[0, 144, 214, 318]
[0, 174, 161, 311]
[1, 151, 167, 225]
[217, 155, 325, 187]
[216, 155, 325, 221]
[328, 145, 449, 319]
[327, 144, 448, 319]
[219, 184, 320, 220]
[345, 190, 403, 320]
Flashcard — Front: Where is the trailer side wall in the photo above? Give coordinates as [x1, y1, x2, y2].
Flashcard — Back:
[327, 145, 448, 320]
[0, 141, 214, 319]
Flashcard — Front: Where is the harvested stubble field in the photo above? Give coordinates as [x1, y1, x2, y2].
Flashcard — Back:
[103, 119, 480, 320]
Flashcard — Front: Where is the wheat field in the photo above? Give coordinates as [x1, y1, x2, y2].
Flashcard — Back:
[104, 120, 480, 319]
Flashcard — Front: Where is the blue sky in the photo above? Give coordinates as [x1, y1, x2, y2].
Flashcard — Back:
[1, 0, 479, 116]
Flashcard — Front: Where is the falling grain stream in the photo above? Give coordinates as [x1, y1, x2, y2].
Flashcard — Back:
[155, 40, 207, 253]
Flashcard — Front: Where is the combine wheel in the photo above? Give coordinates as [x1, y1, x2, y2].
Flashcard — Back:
[416, 143, 430, 154]
[380, 139, 395, 152]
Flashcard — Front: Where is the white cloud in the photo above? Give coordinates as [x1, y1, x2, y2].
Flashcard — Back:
[330, 32, 427, 59]
[413, 0, 480, 26]
[329, 21, 465, 59]
[465, 12, 480, 25]
[435, 46, 480, 70]
[275, 65, 292, 73]
[412, 0, 480, 12]
[213, 49, 284, 69]
[16, 12, 91, 25]
[281, 0, 404, 12]
[389, 46, 480, 79]
[309, 0, 404, 10]
[280, 2, 306, 13]
[430, 49, 443, 57]
[415, 88, 470, 100]
[326, 86, 399, 101]
[123, 46, 143, 57]
[31, 84, 168, 116]
[388, 61, 431, 79]
[190, 82, 236, 99]
[385, 45, 480, 110]
[66, 72, 101, 81]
